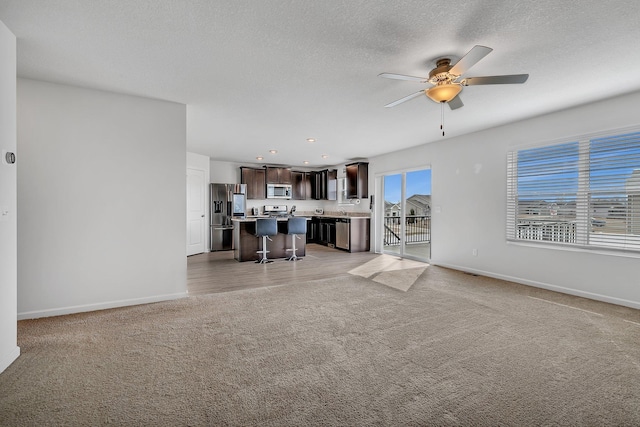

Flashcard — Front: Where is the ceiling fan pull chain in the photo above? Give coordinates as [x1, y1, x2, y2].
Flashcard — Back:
[441, 101, 445, 136]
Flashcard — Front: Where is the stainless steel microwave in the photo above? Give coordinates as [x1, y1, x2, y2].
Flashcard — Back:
[266, 183, 292, 199]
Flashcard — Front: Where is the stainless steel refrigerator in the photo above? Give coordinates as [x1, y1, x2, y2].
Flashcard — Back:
[210, 183, 246, 251]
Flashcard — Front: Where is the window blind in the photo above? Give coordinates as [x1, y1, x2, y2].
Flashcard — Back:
[507, 129, 640, 253]
[588, 132, 640, 250]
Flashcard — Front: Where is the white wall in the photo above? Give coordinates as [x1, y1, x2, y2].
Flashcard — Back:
[187, 152, 210, 251]
[369, 90, 640, 308]
[0, 20, 19, 373]
[210, 159, 241, 183]
[17, 79, 188, 319]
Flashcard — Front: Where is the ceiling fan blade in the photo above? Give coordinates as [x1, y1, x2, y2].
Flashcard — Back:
[449, 45, 493, 76]
[384, 90, 425, 108]
[378, 73, 429, 83]
[448, 95, 464, 110]
[462, 74, 529, 86]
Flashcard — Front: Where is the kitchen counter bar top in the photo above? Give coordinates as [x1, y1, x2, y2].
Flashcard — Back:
[311, 215, 370, 220]
[233, 215, 370, 222]
[233, 216, 309, 222]
[235, 215, 370, 221]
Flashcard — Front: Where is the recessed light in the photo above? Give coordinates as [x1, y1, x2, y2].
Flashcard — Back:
[269, 150, 277, 154]
[303, 160, 310, 165]
[256, 156, 263, 161]
[306, 138, 316, 143]
[321, 154, 329, 159]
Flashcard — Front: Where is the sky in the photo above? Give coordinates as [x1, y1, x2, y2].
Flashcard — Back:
[518, 133, 640, 200]
[384, 169, 431, 203]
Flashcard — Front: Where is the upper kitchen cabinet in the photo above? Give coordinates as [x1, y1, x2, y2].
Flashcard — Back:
[311, 169, 337, 200]
[327, 169, 337, 200]
[345, 162, 368, 199]
[265, 166, 292, 184]
[291, 171, 309, 200]
[240, 167, 266, 200]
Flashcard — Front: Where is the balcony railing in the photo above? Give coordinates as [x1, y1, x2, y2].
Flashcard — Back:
[384, 215, 431, 246]
[516, 220, 577, 243]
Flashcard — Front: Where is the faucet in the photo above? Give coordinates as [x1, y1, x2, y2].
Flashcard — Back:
[338, 207, 346, 216]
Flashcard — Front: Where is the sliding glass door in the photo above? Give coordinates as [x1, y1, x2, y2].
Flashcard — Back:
[381, 168, 431, 261]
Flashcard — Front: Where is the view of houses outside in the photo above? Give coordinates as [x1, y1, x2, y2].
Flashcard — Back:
[383, 169, 431, 259]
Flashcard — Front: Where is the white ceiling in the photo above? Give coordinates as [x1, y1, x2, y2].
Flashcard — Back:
[2, 0, 640, 167]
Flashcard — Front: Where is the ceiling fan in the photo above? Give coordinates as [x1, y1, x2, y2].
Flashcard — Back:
[379, 45, 529, 111]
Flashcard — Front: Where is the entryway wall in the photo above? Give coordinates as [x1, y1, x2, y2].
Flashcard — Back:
[17, 79, 188, 320]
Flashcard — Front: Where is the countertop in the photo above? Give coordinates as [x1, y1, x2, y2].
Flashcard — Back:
[310, 215, 370, 220]
[233, 214, 370, 222]
[231, 215, 289, 222]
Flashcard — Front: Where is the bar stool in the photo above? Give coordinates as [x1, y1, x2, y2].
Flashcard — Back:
[255, 218, 278, 263]
[286, 217, 307, 261]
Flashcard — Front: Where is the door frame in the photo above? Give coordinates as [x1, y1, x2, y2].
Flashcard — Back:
[186, 167, 207, 256]
[374, 165, 432, 262]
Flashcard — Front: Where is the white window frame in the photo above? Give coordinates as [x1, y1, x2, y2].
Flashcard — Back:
[507, 126, 640, 255]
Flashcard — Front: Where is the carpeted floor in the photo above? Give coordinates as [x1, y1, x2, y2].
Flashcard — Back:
[2, 265, 640, 426]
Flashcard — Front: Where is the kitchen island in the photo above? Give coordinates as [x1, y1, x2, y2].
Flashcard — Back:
[232, 217, 307, 262]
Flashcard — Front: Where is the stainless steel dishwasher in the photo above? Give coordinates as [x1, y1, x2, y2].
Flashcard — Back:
[336, 218, 350, 250]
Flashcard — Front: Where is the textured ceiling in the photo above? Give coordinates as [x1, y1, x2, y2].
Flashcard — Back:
[2, 0, 640, 167]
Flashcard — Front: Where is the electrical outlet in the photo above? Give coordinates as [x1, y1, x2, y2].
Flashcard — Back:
[472, 248, 478, 256]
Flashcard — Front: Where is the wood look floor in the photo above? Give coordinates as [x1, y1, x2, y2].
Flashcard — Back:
[187, 244, 381, 295]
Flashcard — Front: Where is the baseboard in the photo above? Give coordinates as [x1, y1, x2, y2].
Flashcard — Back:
[17, 292, 189, 320]
[432, 262, 640, 310]
[0, 345, 20, 374]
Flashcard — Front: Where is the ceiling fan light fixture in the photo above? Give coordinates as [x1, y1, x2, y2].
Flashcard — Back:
[426, 83, 462, 103]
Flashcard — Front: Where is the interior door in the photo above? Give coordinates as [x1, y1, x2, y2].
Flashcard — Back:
[187, 168, 206, 256]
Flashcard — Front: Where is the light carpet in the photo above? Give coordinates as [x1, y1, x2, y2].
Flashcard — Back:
[2, 266, 640, 426]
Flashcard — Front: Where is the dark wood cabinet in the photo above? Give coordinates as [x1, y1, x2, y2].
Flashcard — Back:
[242, 165, 334, 200]
[306, 217, 319, 242]
[327, 169, 337, 201]
[266, 167, 292, 184]
[240, 167, 266, 200]
[307, 216, 369, 252]
[304, 172, 313, 200]
[346, 162, 368, 199]
[291, 171, 307, 200]
[311, 169, 337, 200]
[318, 218, 336, 247]
[310, 171, 320, 200]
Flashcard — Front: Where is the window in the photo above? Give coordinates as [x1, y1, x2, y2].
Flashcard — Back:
[507, 129, 640, 252]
